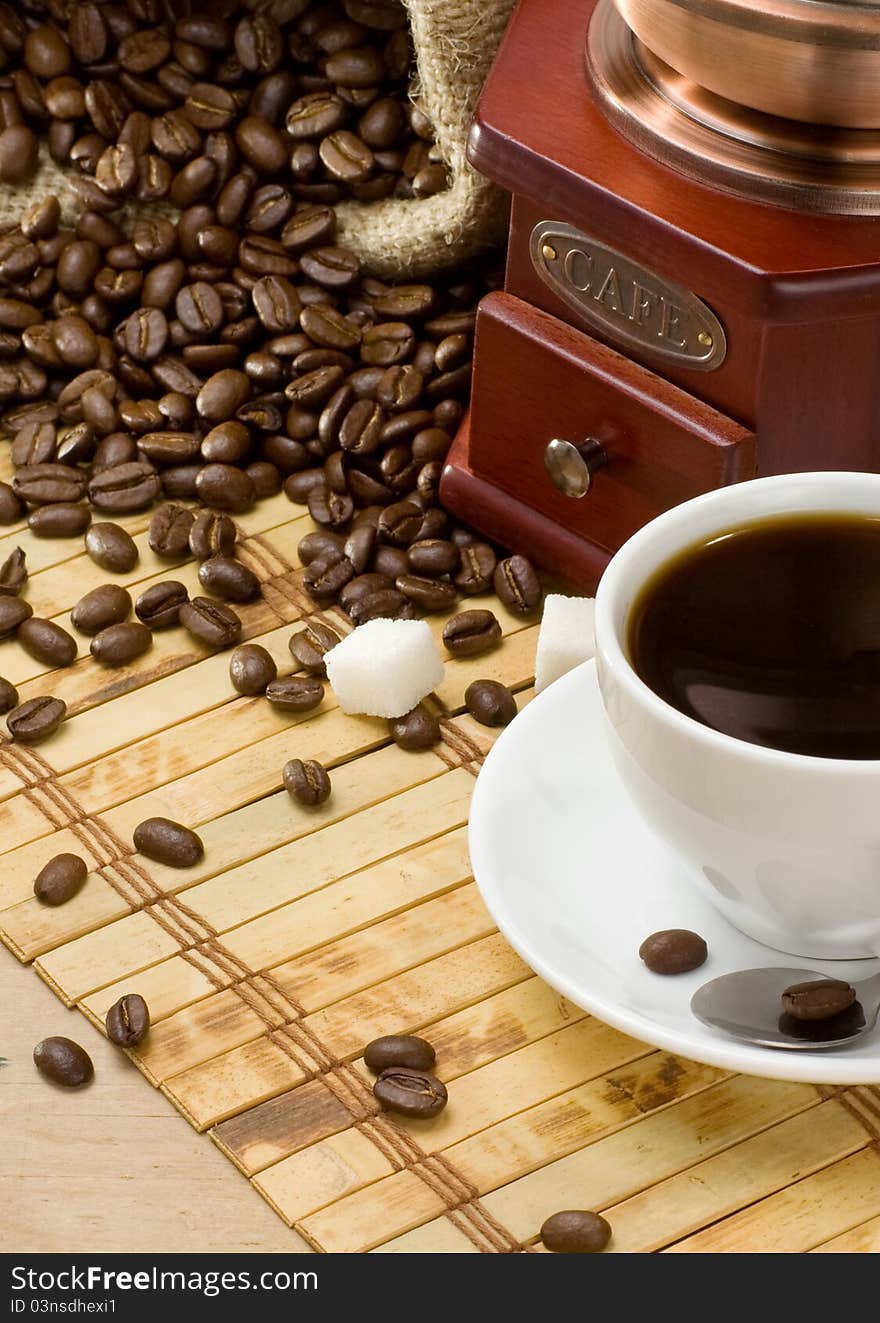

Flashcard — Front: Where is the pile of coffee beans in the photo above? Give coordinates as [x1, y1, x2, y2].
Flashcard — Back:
[0, 1, 449, 204]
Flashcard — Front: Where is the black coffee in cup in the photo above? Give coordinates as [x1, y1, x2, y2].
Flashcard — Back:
[627, 513, 880, 758]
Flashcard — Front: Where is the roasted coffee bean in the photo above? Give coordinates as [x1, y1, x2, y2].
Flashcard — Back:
[195, 463, 255, 514]
[464, 679, 517, 728]
[442, 610, 502, 658]
[349, 587, 411, 624]
[299, 246, 360, 290]
[196, 369, 251, 425]
[133, 816, 204, 868]
[373, 1066, 447, 1118]
[246, 461, 282, 498]
[364, 1034, 436, 1074]
[320, 130, 374, 183]
[297, 530, 344, 566]
[28, 503, 91, 539]
[0, 124, 38, 184]
[134, 580, 187, 630]
[201, 421, 251, 465]
[0, 547, 28, 596]
[199, 555, 261, 603]
[33, 1036, 93, 1088]
[91, 621, 152, 666]
[288, 620, 341, 676]
[303, 553, 354, 604]
[378, 500, 422, 547]
[395, 574, 456, 612]
[0, 594, 31, 638]
[455, 542, 496, 595]
[266, 675, 325, 712]
[7, 695, 66, 743]
[302, 305, 361, 353]
[34, 853, 87, 907]
[493, 554, 541, 616]
[343, 521, 376, 573]
[13, 463, 86, 506]
[782, 979, 856, 1022]
[281, 203, 336, 250]
[639, 929, 708, 975]
[12, 421, 57, 467]
[389, 704, 440, 750]
[88, 461, 160, 513]
[149, 504, 194, 558]
[541, 1211, 612, 1255]
[407, 538, 457, 577]
[252, 275, 301, 333]
[179, 596, 241, 649]
[339, 572, 392, 612]
[85, 522, 139, 573]
[71, 584, 132, 636]
[308, 486, 354, 530]
[229, 643, 276, 696]
[18, 617, 77, 668]
[0, 482, 24, 525]
[361, 320, 414, 366]
[283, 757, 331, 806]
[189, 510, 236, 560]
[0, 677, 18, 714]
[105, 993, 150, 1048]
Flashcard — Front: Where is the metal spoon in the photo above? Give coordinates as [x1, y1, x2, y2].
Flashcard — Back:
[691, 966, 880, 1050]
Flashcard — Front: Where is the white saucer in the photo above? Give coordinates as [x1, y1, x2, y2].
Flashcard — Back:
[469, 660, 880, 1084]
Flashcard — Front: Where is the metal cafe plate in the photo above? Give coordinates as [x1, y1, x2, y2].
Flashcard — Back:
[530, 220, 727, 371]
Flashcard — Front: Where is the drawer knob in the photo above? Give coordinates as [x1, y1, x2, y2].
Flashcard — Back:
[544, 437, 609, 498]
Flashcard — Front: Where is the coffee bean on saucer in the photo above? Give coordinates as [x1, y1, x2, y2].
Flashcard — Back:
[373, 1066, 447, 1118]
[266, 676, 324, 712]
[85, 523, 139, 574]
[541, 1210, 612, 1254]
[33, 1037, 93, 1088]
[135, 581, 188, 629]
[105, 994, 150, 1048]
[18, 617, 77, 668]
[133, 817, 204, 868]
[34, 853, 88, 906]
[0, 677, 18, 714]
[493, 554, 541, 616]
[464, 679, 516, 727]
[71, 584, 132, 636]
[390, 704, 440, 750]
[283, 757, 331, 806]
[364, 1034, 436, 1074]
[0, 547, 27, 595]
[179, 596, 241, 649]
[781, 978, 856, 1022]
[7, 696, 66, 743]
[639, 929, 708, 975]
[443, 610, 502, 657]
[90, 621, 152, 666]
[229, 643, 276, 696]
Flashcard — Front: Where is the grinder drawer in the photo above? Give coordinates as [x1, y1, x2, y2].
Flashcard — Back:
[468, 292, 756, 555]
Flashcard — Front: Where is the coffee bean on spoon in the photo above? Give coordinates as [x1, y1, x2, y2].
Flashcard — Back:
[781, 978, 856, 1021]
[7, 696, 66, 744]
[541, 1210, 612, 1254]
[0, 547, 27, 596]
[373, 1066, 447, 1118]
[133, 817, 204, 868]
[639, 929, 708, 975]
[33, 1037, 93, 1088]
[365, 1035, 436, 1074]
[105, 993, 150, 1048]
[229, 643, 277, 696]
[34, 853, 88, 906]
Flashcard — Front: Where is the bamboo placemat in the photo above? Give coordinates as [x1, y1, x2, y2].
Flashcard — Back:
[1, 447, 879, 1255]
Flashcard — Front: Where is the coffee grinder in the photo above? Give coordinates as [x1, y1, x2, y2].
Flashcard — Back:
[441, 0, 880, 589]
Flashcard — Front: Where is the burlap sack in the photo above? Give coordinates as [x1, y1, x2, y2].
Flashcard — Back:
[337, 0, 517, 278]
[0, 0, 516, 277]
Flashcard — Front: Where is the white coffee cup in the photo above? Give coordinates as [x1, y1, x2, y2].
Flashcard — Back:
[594, 471, 880, 959]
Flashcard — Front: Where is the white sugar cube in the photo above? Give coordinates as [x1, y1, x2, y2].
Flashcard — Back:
[534, 594, 596, 693]
[325, 618, 445, 718]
